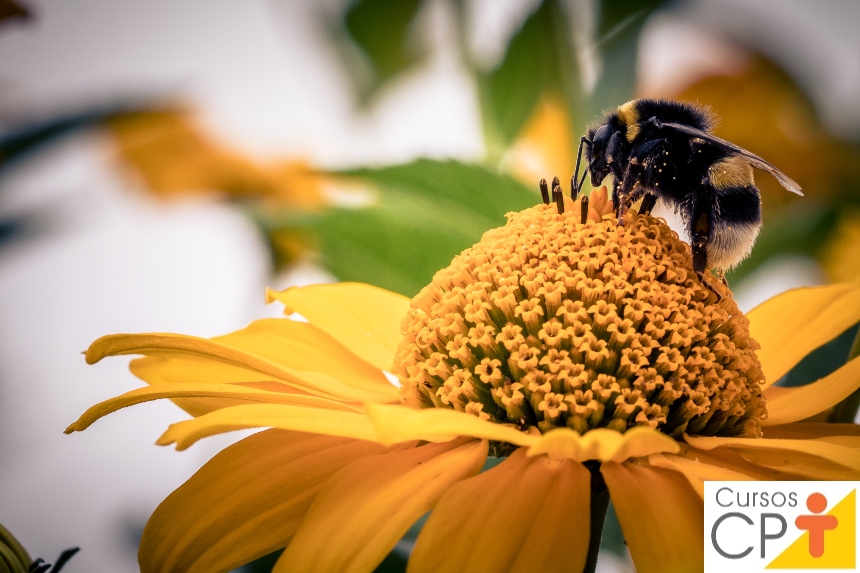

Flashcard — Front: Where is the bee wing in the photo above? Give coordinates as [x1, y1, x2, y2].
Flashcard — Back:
[660, 121, 804, 195]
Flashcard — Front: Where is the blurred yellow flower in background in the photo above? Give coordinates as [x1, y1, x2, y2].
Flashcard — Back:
[68, 193, 860, 573]
[674, 56, 860, 207]
[106, 109, 329, 268]
[503, 97, 575, 189]
[107, 109, 324, 207]
[822, 209, 860, 283]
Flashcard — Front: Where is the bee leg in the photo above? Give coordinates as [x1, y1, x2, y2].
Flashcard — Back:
[615, 167, 641, 224]
[573, 137, 591, 199]
[639, 193, 658, 215]
[572, 169, 587, 201]
[618, 182, 647, 226]
[691, 210, 723, 302]
[627, 185, 647, 214]
[718, 269, 729, 287]
[696, 271, 723, 302]
[611, 179, 620, 213]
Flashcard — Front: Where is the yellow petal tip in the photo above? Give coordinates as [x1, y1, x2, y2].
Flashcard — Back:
[263, 286, 280, 306]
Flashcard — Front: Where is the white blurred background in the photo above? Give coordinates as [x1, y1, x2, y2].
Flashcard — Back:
[0, 1, 858, 571]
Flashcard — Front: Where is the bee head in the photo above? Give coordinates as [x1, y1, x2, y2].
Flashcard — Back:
[587, 124, 613, 187]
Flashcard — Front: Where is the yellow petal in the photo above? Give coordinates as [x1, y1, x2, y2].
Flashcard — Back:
[685, 434, 860, 473]
[274, 438, 487, 573]
[602, 462, 703, 573]
[140, 430, 386, 573]
[747, 282, 860, 385]
[647, 452, 756, 497]
[130, 355, 304, 416]
[762, 355, 860, 425]
[365, 403, 537, 446]
[87, 319, 398, 403]
[680, 438, 857, 481]
[65, 382, 360, 434]
[527, 426, 680, 462]
[266, 283, 410, 372]
[694, 441, 860, 481]
[156, 404, 379, 450]
[652, 445, 797, 497]
[763, 422, 860, 440]
[408, 448, 591, 573]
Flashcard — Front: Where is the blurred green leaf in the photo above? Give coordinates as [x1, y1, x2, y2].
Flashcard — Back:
[478, 0, 668, 160]
[344, 0, 425, 97]
[585, 0, 666, 122]
[316, 159, 538, 296]
[480, 0, 578, 151]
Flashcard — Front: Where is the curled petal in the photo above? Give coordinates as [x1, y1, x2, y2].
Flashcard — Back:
[748, 282, 860, 385]
[763, 422, 860, 440]
[86, 322, 398, 403]
[267, 283, 410, 372]
[685, 434, 860, 473]
[156, 404, 379, 450]
[65, 382, 359, 433]
[763, 355, 860, 426]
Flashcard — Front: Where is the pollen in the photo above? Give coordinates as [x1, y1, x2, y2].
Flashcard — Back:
[394, 187, 766, 439]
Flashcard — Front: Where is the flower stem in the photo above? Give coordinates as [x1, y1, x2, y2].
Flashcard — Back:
[583, 462, 610, 573]
[827, 327, 860, 423]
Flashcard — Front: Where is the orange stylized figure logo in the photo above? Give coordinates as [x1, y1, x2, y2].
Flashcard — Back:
[795, 493, 839, 558]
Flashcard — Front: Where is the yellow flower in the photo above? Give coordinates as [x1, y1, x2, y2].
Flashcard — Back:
[503, 97, 575, 189]
[822, 209, 860, 283]
[108, 109, 323, 207]
[68, 189, 860, 573]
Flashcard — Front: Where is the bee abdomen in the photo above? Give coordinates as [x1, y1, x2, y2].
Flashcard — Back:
[708, 155, 754, 190]
[707, 174, 763, 271]
[707, 219, 761, 271]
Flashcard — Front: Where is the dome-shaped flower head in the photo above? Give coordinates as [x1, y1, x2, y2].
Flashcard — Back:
[69, 188, 860, 573]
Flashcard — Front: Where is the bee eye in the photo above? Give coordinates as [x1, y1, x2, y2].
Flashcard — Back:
[593, 125, 610, 143]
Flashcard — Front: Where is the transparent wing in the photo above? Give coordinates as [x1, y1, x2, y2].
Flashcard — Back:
[660, 121, 803, 195]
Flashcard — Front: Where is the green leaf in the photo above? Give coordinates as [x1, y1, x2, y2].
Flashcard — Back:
[315, 159, 538, 296]
[343, 0, 425, 97]
[481, 0, 578, 149]
[585, 0, 668, 123]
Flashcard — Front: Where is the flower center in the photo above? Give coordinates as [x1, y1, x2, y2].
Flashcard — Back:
[394, 191, 766, 439]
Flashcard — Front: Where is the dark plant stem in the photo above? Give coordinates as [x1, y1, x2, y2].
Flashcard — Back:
[827, 327, 860, 423]
[583, 462, 610, 573]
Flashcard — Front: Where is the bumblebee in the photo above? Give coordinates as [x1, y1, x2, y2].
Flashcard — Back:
[560, 98, 802, 292]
